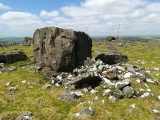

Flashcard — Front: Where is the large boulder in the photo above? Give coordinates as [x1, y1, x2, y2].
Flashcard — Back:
[0, 52, 28, 63]
[33, 27, 92, 72]
[95, 52, 128, 65]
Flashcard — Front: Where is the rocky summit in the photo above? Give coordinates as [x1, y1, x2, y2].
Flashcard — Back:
[33, 27, 92, 72]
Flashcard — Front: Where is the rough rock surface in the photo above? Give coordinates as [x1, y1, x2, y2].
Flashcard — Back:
[0, 52, 28, 63]
[33, 26, 92, 72]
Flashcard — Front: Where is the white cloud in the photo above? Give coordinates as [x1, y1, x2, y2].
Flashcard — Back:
[0, 12, 44, 37]
[1, 0, 160, 37]
[40, 10, 59, 18]
[0, 3, 11, 10]
[81, 0, 147, 14]
[145, 2, 160, 13]
[58, 0, 160, 36]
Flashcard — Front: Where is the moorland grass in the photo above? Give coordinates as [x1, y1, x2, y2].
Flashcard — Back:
[0, 40, 160, 120]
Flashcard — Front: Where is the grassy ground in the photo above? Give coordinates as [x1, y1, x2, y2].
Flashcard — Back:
[0, 40, 160, 120]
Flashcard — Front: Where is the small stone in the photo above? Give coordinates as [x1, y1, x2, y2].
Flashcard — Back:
[131, 104, 136, 108]
[15, 111, 33, 120]
[109, 96, 116, 102]
[122, 86, 136, 98]
[153, 109, 160, 114]
[74, 107, 94, 117]
[0, 63, 4, 68]
[83, 88, 89, 92]
[141, 92, 150, 98]
[102, 77, 115, 86]
[128, 104, 136, 113]
[94, 96, 98, 101]
[6, 93, 16, 98]
[153, 68, 160, 71]
[139, 88, 144, 92]
[112, 89, 124, 99]
[146, 78, 155, 84]
[101, 100, 105, 104]
[136, 79, 141, 84]
[9, 87, 17, 91]
[8, 66, 17, 72]
[123, 72, 133, 78]
[146, 88, 151, 92]
[153, 118, 160, 120]
[60, 91, 77, 102]
[105, 67, 118, 80]
[55, 83, 60, 88]
[74, 91, 84, 98]
[158, 96, 160, 100]
[42, 83, 52, 89]
[86, 101, 93, 105]
[115, 81, 130, 90]
[103, 89, 112, 96]
[60, 91, 83, 102]
[22, 80, 27, 84]
[90, 89, 98, 94]
[6, 82, 12, 87]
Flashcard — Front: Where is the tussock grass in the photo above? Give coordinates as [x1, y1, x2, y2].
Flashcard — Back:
[0, 41, 160, 119]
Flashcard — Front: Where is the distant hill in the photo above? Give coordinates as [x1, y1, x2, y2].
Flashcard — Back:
[91, 36, 160, 41]
[0, 37, 24, 44]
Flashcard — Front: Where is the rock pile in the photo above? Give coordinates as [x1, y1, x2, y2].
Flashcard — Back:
[42, 56, 159, 102]
[33, 26, 92, 72]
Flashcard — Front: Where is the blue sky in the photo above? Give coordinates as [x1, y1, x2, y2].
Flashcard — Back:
[0, 0, 160, 37]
